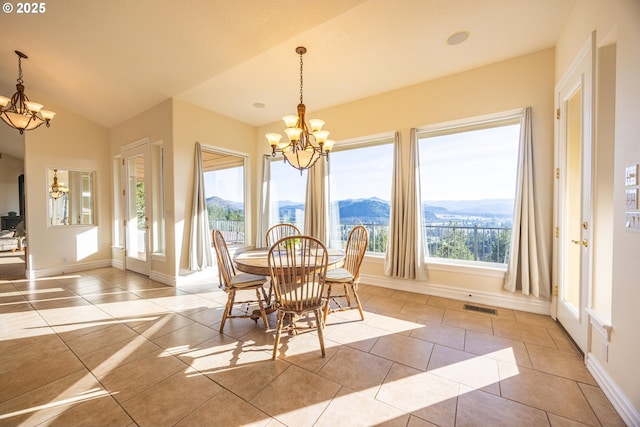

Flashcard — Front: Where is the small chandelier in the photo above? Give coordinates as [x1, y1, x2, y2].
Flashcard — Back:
[0, 50, 55, 134]
[265, 46, 335, 172]
[50, 170, 68, 199]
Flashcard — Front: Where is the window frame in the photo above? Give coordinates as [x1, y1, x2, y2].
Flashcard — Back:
[327, 132, 395, 254]
[268, 155, 308, 232]
[416, 109, 524, 269]
[201, 146, 250, 247]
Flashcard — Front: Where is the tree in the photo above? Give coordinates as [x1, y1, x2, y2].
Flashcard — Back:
[489, 228, 511, 263]
[136, 181, 145, 230]
[429, 222, 473, 261]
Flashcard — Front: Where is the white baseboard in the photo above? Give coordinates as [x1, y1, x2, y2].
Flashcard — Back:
[111, 259, 124, 270]
[586, 353, 640, 426]
[360, 274, 550, 315]
[27, 259, 112, 279]
[150, 270, 177, 286]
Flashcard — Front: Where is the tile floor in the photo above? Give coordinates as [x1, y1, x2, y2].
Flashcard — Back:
[0, 267, 626, 426]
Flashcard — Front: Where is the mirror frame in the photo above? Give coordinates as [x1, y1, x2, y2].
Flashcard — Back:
[47, 168, 96, 226]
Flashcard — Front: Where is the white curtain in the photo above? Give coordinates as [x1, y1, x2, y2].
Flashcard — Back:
[408, 128, 427, 281]
[504, 107, 550, 297]
[384, 132, 406, 276]
[256, 155, 271, 248]
[304, 158, 328, 243]
[188, 142, 213, 271]
[384, 131, 425, 280]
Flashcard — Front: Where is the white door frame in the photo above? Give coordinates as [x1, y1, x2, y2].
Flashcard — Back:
[122, 139, 151, 276]
[552, 32, 595, 354]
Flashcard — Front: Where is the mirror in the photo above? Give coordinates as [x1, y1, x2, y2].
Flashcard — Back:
[48, 169, 95, 226]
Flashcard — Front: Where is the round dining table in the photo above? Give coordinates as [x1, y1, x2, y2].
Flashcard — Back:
[233, 247, 345, 276]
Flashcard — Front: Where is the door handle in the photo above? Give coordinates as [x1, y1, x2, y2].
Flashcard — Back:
[571, 239, 588, 248]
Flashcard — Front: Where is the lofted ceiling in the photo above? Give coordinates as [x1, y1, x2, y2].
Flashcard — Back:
[0, 0, 576, 159]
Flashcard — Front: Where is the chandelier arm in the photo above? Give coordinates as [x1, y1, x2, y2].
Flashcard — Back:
[10, 85, 28, 114]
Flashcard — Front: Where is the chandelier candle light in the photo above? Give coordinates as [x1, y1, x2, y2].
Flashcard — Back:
[0, 50, 55, 134]
[265, 46, 335, 172]
[49, 169, 68, 199]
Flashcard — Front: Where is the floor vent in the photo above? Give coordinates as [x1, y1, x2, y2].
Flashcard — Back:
[464, 304, 497, 315]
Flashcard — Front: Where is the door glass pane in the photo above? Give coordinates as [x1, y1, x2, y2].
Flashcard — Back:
[565, 87, 582, 310]
[127, 155, 146, 261]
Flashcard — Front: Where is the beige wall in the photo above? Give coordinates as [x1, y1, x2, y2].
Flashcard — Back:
[172, 99, 257, 275]
[110, 99, 174, 277]
[24, 98, 111, 274]
[0, 153, 23, 216]
[108, 99, 257, 281]
[258, 48, 556, 309]
[556, 0, 640, 416]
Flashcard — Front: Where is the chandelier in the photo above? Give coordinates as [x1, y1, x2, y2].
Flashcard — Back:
[265, 46, 335, 171]
[49, 170, 68, 199]
[0, 50, 55, 134]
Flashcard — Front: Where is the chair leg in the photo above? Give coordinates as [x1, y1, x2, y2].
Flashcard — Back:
[256, 287, 270, 330]
[219, 290, 235, 333]
[351, 284, 365, 320]
[260, 284, 270, 305]
[323, 285, 333, 323]
[344, 284, 351, 306]
[272, 310, 285, 360]
[315, 308, 326, 357]
[263, 277, 272, 303]
[227, 291, 236, 316]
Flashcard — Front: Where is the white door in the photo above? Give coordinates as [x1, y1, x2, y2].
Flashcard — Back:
[553, 34, 594, 353]
[123, 142, 150, 276]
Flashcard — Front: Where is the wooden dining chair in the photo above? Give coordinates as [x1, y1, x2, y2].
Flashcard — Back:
[323, 225, 369, 322]
[268, 235, 328, 359]
[265, 223, 301, 247]
[212, 230, 270, 333]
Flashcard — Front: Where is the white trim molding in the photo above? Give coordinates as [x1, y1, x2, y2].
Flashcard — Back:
[586, 353, 640, 426]
[360, 274, 550, 315]
[586, 308, 613, 342]
[27, 259, 112, 280]
[150, 270, 177, 286]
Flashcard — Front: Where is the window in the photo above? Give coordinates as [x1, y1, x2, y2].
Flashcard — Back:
[269, 158, 306, 232]
[48, 169, 95, 226]
[202, 149, 246, 245]
[417, 113, 521, 265]
[151, 143, 165, 254]
[328, 136, 394, 253]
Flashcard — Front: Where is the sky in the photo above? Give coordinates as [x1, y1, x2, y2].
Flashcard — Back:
[418, 124, 520, 201]
[270, 158, 308, 203]
[204, 167, 243, 202]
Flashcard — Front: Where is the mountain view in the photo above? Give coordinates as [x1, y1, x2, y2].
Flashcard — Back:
[207, 196, 514, 227]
